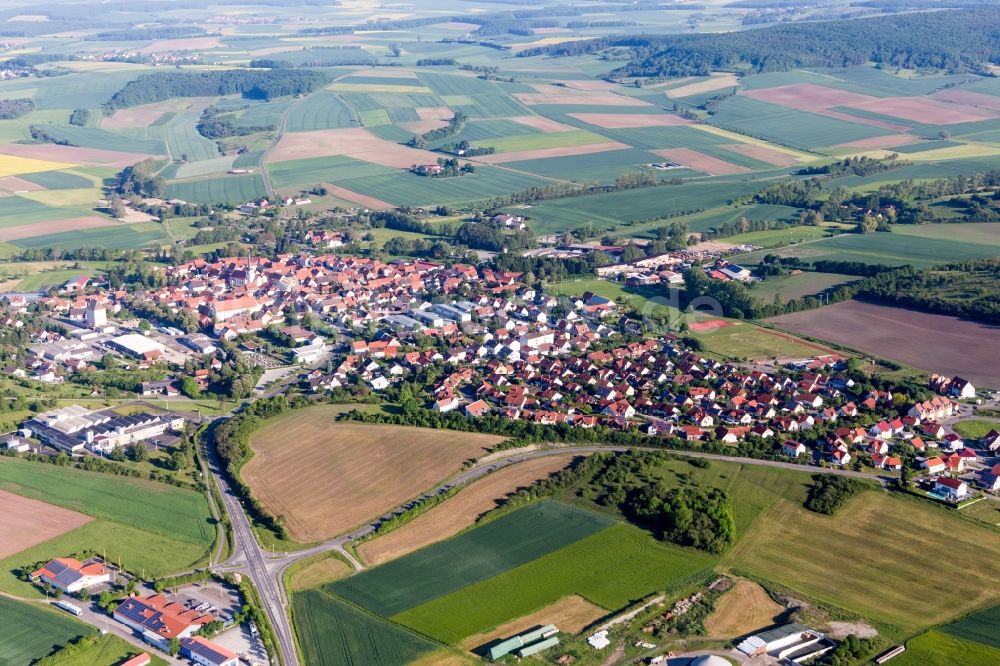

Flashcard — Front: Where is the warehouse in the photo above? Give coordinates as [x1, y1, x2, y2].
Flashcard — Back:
[108, 333, 166, 361]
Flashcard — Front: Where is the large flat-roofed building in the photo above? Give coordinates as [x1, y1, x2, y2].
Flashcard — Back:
[114, 594, 215, 652]
[108, 333, 166, 361]
[25, 405, 184, 454]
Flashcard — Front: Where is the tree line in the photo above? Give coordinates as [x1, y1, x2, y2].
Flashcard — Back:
[106, 69, 329, 109]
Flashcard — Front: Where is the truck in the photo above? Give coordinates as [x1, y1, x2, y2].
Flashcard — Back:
[55, 600, 83, 617]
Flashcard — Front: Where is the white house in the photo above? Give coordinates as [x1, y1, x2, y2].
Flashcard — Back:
[31, 558, 111, 593]
[934, 476, 969, 500]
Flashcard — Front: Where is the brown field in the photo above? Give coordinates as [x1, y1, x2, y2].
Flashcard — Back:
[0, 488, 93, 559]
[429, 21, 481, 31]
[844, 97, 1000, 124]
[515, 85, 651, 107]
[742, 83, 877, 112]
[101, 106, 165, 129]
[689, 319, 735, 332]
[0, 175, 46, 192]
[320, 183, 395, 210]
[415, 106, 453, 120]
[567, 112, 692, 129]
[554, 79, 620, 92]
[768, 300, 1000, 387]
[268, 127, 439, 168]
[0, 143, 156, 164]
[459, 596, 607, 652]
[705, 579, 784, 637]
[665, 73, 740, 99]
[476, 142, 630, 164]
[138, 36, 224, 54]
[652, 148, 749, 176]
[242, 410, 504, 542]
[287, 555, 352, 592]
[720, 143, 803, 167]
[357, 455, 579, 566]
[833, 134, 920, 149]
[817, 109, 911, 132]
[931, 89, 1000, 112]
[0, 216, 115, 242]
[508, 115, 579, 132]
[248, 45, 308, 57]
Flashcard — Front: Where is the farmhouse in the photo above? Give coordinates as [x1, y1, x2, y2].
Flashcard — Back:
[179, 636, 239, 666]
[31, 557, 111, 593]
[114, 594, 215, 651]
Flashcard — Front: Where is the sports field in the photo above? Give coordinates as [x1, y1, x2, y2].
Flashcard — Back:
[0, 596, 90, 665]
[724, 491, 1000, 633]
[358, 454, 580, 566]
[293, 589, 438, 666]
[243, 409, 504, 542]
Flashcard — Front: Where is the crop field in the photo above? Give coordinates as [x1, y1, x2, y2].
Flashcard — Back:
[173, 156, 237, 179]
[519, 179, 767, 235]
[895, 630, 1000, 666]
[333, 501, 613, 618]
[163, 174, 267, 204]
[284, 92, 356, 132]
[269, 127, 439, 168]
[0, 153, 76, 178]
[293, 589, 437, 666]
[0, 488, 91, 560]
[485, 129, 610, 154]
[505, 148, 676, 184]
[0, 596, 90, 665]
[164, 112, 220, 162]
[343, 167, 552, 208]
[268, 155, 396, 189]
[243, 409, 504, 542]
[750, 271, 858, 303]
[768, 300, 1000, 387]
[26, 125, 167, 155]
[940, 603, 1000, 650]
[10, 222, 168, 251]
[704, 579, 784, 638]
[358, 455, 581, 566]
[725, 491, 1000, 633]
[737, 223, 1000, 268]
[16, 169, 93, 189]
[393, 522, 717, 644]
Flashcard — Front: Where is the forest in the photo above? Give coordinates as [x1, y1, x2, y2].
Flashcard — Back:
[105, 69, 329, 109]
[522, 8, 1000, 77]
[0, 98, 34, 119]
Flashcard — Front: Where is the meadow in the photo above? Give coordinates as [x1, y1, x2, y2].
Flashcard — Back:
[750, 271, 859, 303]
[724, 491, 1000, 635]
[243, 409, 504, 542]
[331, 501, 613, 618]
[293, 589, 438, 666]
[688, 320, 836, 361]
[0, 596, 90, 665]
[894, 630, 1000, 666]
[42, 634, 167, 666]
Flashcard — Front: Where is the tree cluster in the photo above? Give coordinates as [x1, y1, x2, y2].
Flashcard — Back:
[0, 98, 34, 119]
[804, 475, 868, 515]
[107, 69, 329, 109]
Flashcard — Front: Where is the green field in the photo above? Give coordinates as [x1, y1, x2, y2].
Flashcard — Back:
[750, 271, 859, 303]
[268, 156, 396, 189]
[0, 457, 214, 595]
[736, 224, 1000, 268]
[285, 92, 356, 132]
[28, 125, 166, 155]
[331, 501, 612, 617]
[163, 174, 267, 204]
[952, 420, 998, 441]
[724, 491, 1000, 634]
[894, 630, 1000, 666]
[393, 522, 716, 644]
[488, 129, 609, 153]
[173, 156, 237, 179]
[0, 596, 91, 665]
[293, 589, 438, 666]
[17, 170, 95, 190]
[343, 167, 552, 207]
[940, 603, 1000, 650]
[164, 112, 221, 162]
[41, 634, 167, 666]
[10, 223, 168, 251]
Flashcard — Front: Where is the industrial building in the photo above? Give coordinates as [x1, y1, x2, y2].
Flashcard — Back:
[737, 623, 835, 662]
[179, 636, 239, 666]
[108, 333, 166, 361]
[24, 405, 185, 454]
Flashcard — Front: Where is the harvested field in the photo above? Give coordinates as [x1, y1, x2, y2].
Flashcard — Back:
[459, 595, 606, 652]
[428, 21, 480, 31]
[0, 216, 115, 242]
[358, 455, 580, 566]
[0, 144, 152, 165]
[320, 184, 395, 210]
[665, 74, 740, 99]
[653, 148, 749, 175]
[705, 579, 784, 637]
[507, 115, 578, 132]
[515, 85, 651, 107]
[720, 143, 803, 167]
[243, 410, 504, 542]
[567, 112, 692, 128]
[0, 489, 92, 559]
[742, 83, 877, 112]
[554, 79, 620, 92]
[288, 555, 353, 592]
[415, 106, 453, 120]
[834, 134, 920, 149]
[101, 106, 165, 129]
[768, 300, 1000, 387]
[0, 175, 46, 192]
[816, 109, 912, 132]
[353, 68, 420, 79]
[476, 141, 630, 164]
[931, 89, 1000, 112]
[268, 127, 439, 168]
[844, 97, 1000, 124]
